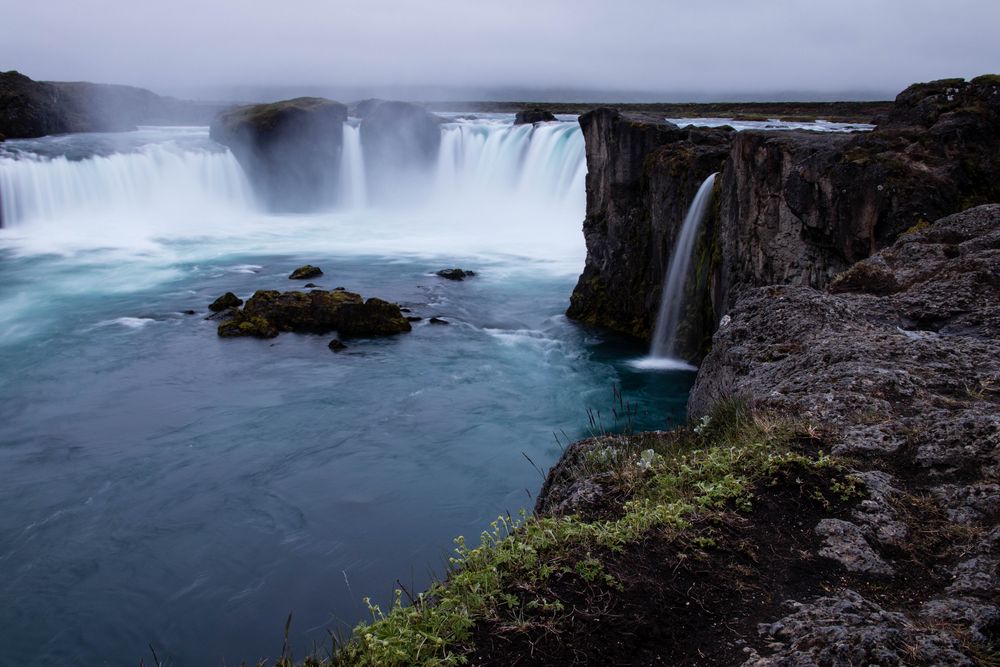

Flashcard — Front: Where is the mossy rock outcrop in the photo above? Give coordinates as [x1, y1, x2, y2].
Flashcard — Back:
[288, 265, 323, 280]
[210, 97, 347, 212]
[208, 292, 243, 312]
[217, 288, 410, 339]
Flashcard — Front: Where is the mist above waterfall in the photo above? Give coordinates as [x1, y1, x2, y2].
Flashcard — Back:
[4, 1, 1000, 101]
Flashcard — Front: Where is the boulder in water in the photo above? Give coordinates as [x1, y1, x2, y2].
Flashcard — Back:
[210, 97, 347, 212]
[514, 108, 556, 125]
[429, 317, 449, 325]
[436, 268, 476, 281]
[336, 298, 413, 337]
[217, 289, 410, 339]
[328, 339, 347, 352]
[218, 313, 279, 338]
[289, 265, 323, 280]
[209, 292, 243, 312]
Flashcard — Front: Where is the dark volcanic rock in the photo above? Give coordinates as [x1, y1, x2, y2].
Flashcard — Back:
[359, 100, 442, 204]
[428, 317, 449, 325]
[210, 97, 347, 212]
[435, 268, 476, 281]
[336, 298, 413, 337]
[685, 205, 1000, 664]
[1, 70, 224, 139]
[514, 108, 556, 125]
[328, 339, 347, 352]
[566, 108, 733, 359]
[217, 289, 410, 339]
[567, 76, 1000, 362]
[289, 265, 323, 280]
[208, 292, 243, 312]
[532, 206, 1000, 665]
[0, 71, 68, 138]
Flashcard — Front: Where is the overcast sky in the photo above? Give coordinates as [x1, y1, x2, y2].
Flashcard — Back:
[2, 0, 998, 100]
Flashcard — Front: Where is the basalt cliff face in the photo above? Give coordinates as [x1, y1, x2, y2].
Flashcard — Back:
[568, 75, 1000, 360]
[565, 109, 732, 360]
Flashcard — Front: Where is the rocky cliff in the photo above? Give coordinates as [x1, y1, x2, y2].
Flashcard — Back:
[565, 109, 732, 359]
[0, 70, 225, 139]
[527, 205, 1000, 665]
[686, 204, 1000, 665]
[569, 75, 1000, 360]
[210, 97, 348, 212]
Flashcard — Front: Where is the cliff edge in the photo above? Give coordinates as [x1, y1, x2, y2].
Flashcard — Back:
[568, 75, 1000, 361]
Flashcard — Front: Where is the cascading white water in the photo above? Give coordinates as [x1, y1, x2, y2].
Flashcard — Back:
[0, 120, 584, 225]
[433, 120, 585, 206]
[0, 120, 586, 267]
[0, 143, 254, 227]
[638, 172, 718, 370]
[338, 122, 367, 208]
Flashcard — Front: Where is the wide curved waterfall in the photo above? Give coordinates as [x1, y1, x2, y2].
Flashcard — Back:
[0, 142, 254, 227]
[0, 119, 586, 231]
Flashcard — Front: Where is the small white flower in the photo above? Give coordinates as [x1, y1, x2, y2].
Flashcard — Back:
[637, 448, 658, 470]
[694, 415, 712, 435]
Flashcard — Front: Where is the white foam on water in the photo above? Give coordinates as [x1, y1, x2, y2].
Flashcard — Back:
[628, 357, 697, 372]
[95, 317, 157, 329]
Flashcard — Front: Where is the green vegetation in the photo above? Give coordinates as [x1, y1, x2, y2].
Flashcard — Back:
[255, 400, 857, 666]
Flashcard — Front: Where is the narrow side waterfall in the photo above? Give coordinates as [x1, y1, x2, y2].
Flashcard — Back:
[644, 172, 718, 367]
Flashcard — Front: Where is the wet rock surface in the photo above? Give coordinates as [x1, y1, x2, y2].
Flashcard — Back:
[208, 292, 242, 312]
[435, 268, 476, 281]
[288, 264, 323, 280]
[216, 288, 410, 339]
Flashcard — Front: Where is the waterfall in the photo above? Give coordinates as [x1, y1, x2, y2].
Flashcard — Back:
[0, 121, 585, 226]
[642, 172, 718, 368]
[0, 142, 253, 227]
[338, 122, 367, 208]
[432, 120, 584, 204]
